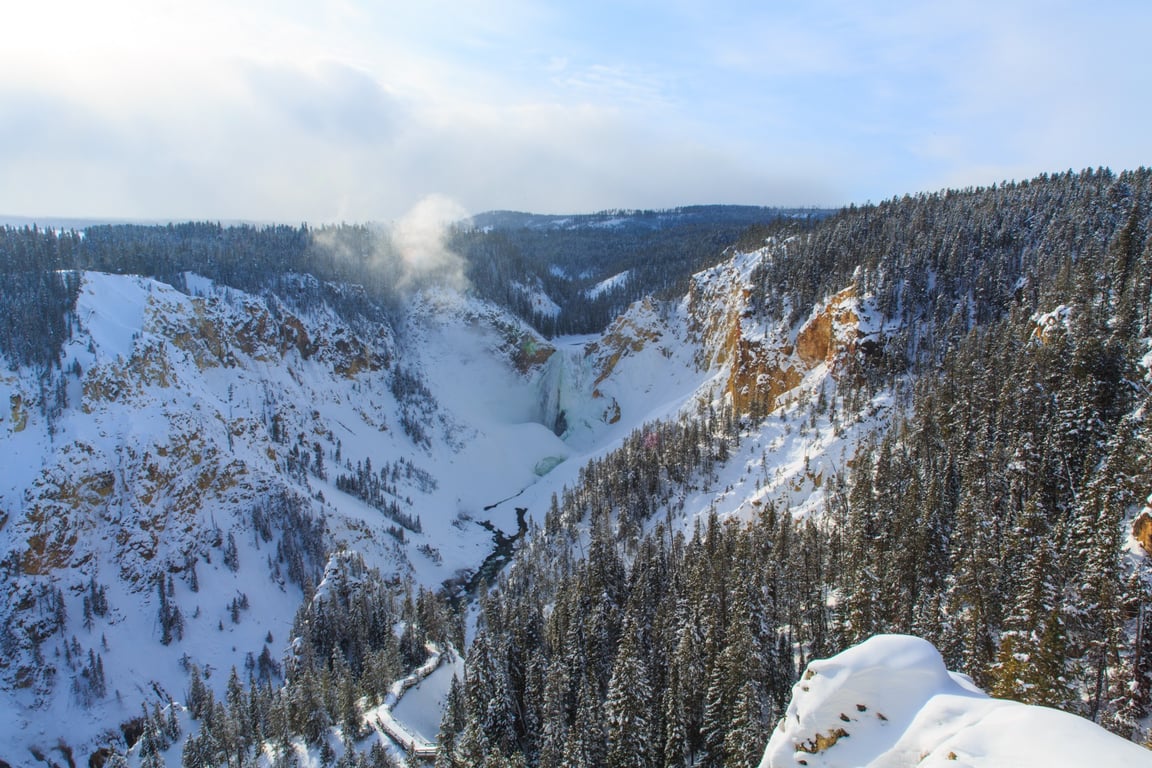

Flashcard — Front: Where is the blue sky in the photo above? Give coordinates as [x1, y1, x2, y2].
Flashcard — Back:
[1, 0, 1148, 223]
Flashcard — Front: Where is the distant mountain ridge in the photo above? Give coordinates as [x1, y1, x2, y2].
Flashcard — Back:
[468, 204, 829, 232]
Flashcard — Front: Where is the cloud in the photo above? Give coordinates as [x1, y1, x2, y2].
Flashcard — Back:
[239, 60, 403, 147]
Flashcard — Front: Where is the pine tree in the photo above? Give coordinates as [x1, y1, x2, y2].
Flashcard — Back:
[605, 616, 654, 768]
[535, 657, 572, 768]
[1105, 573, 1152, 739]
[465, 629, 518, 754]
[561, 674, 607, 768]
[436, 676, 468, 768]
[725, 678, 769, 768]
[661, 655, 691, 768]
[988, 533, 1071, 706]
[721, 573, 771, 768]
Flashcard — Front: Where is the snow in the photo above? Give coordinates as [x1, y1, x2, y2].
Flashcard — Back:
[511, 279, 561, 317]
[1031, 304, 1071, 340]
[0, 271, 423, 763]
[759, 634, 1152, 768]
[586, 270, 630, 298]
[0, 252, 825, 765]
[77, 270, 153, 361]
[182, 271, 215, 297]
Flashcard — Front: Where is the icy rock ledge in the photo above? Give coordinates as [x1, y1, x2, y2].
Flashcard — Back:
[759, 634, 1152, 768]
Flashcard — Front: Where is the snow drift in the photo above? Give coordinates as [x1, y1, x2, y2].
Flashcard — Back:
[760, 634, 1152, 768]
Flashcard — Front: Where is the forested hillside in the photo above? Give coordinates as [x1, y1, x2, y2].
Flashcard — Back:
[454, 206, 824, 334]
[437, 168, 1152, 767]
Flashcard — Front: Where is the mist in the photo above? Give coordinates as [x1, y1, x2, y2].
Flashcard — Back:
[388, 195, 471, 293]
[306, 194, 471, 304]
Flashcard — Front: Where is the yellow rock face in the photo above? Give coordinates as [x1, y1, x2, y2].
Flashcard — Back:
[166, 298, 230, 368]
[691, 262, 866, 417]
[794, 286, 860, 367]
[512, 334, 556, 374]
[20, 461, 114, 575]
[1133, 509, 1152, 555]
[10, 392, 28, 432]
[724, 318, 803, 416]
[585, 297, 664, 388]
[333, 338, 385, 378]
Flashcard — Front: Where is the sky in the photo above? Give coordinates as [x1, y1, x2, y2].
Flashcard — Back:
[0, 0, 1148, 224]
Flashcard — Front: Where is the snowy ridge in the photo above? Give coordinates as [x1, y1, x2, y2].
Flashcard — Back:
[511, 279, 561, 318]
[760, 635, 1152, 768]
[586, 270, 630, 299]
[4, 174, 1152, 765]
[0, 271, 408, 761]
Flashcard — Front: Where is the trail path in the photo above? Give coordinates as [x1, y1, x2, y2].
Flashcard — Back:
[365, 642, 447, 760]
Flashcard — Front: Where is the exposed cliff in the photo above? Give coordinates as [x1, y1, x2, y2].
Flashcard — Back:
[687, 245, 884, 418]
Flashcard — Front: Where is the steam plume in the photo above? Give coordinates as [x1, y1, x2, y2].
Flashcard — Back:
[389, 194, 470, 291]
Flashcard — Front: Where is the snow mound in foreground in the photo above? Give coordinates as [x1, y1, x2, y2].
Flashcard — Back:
[760, 634, 1152, 768]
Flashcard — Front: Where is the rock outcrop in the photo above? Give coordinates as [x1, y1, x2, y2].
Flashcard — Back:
[1133, 507, 1152, 555]
[688, 248, 881, 417]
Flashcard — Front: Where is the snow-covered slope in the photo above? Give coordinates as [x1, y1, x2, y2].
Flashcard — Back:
[0, 272, 395, 760]
[760, 635, 1152, 768]
[0, 271, 584, 763]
